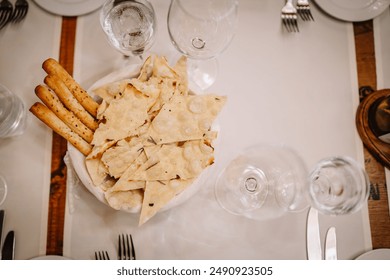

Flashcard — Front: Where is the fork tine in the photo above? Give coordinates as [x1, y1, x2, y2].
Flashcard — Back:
[282, 18, 290, 32]
[95, 251, 110, 260]
[307, 9, 314, 21]
[104, 251, 110, 260]
[118, 234, 123, 260]
[118, 234, 136, 260]
[129, 234, 136, 260]
[125, 234, 131, 259]
[292, 16, 299, 32]
[299, 10, 306, 21]
[285, 15, 298, 33]
[0, 10, 12, 29]
[14, 6, 27, 23]
[11, 0, 28, 23]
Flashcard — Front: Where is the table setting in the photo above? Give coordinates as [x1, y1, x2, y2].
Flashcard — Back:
[0, 0, 390, 262]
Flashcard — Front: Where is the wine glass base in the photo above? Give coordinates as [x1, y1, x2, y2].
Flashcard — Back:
[187, 58, 219, 92]
[308, 156, 370, 215]
[0, 175, 8, 206]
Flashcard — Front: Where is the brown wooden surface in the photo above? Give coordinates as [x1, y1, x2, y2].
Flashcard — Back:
[46, 17, 390, 256]
[46, 16, 77, 256]
[353, 20, 390, 249]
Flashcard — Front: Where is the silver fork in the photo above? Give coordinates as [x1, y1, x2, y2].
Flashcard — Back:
[296, 0, 314, 21]
[118, 234, 136, 260]
[11, 0, 28, 23]
[95, 251, 110, 260]
[281, 0, 299, 33]
[0, 0, 13, 30]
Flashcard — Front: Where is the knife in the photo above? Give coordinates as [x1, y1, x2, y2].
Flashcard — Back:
[325, 227, 337, 260]
[0, 210, 4, 245]
[1, 230, 15, 260]
[307, 207, 322, 260]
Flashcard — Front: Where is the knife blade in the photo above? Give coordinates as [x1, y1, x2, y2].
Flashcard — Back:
[307, 207, 322, 260]
[0, 210, 4, 245]
[1, 230, 15, 260]
[325, 227, 337, 260]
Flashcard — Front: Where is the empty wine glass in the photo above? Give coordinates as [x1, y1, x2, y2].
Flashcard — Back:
[215, 144, 309, 221]
[100, 0, 157, 62]
[308, 156, 370, 216]
[167, 0, 238, 91]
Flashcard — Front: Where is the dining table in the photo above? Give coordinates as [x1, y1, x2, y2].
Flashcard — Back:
[0, 0, 389, 260]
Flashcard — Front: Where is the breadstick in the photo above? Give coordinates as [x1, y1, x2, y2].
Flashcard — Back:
[44, 74, 98, 131]
[35, 84, 94, 143]
[42, 58, 99, 117]
[29, 102, 92, 156]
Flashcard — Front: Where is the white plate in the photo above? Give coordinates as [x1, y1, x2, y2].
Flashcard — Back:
[356, 249, 390, 260]
[68, 63, 218, 213]
[33, 0, 106, 16]
[30, 255, 71, 260]
[315, 0, 390, 22]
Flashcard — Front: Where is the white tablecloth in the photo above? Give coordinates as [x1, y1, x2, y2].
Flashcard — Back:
[63, 0, 372, 259]
[0, 2, 61, 259]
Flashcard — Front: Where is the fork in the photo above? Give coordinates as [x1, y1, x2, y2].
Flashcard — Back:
[0, 0, 13, 30]
[118, 234, 136, 260]
[95, 251, 110, 260]
[11, 0, 28, 23]
[296, 0, 314, 21]
[281, 0, 299, 33]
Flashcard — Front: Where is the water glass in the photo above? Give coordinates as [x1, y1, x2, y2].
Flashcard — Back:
[100, 0, 156, 57]
[308, 156, 370, 215]
[0, 83, 26, 138]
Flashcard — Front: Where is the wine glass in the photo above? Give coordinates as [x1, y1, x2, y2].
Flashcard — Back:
[100, 0, 157, 63]
[308, 156, 370, 216]
[167, 0, 238, 91]
[215, 144, 309, 221]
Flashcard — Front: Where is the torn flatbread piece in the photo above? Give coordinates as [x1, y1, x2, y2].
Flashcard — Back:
[110, 151, 148, 191]
[105, 189, 144, 212]
[91, 79, 132, 103]
[146, 94, 226, 145]
[91, 84, 151, 146]
[139, 179, 194, 225]
[101, 137, 144, 179]
[85, 157, 109, 186]
[127, 140, 214, 181]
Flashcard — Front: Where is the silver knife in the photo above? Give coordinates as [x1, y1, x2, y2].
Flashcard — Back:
[325, 227, 337, 260]
[1, 230, 15, 260]
[307, 207, 322, 260]
[0, 210, 4, 245]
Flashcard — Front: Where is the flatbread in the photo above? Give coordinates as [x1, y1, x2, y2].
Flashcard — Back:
[126, 140, 214, 181]
[139, 179, 194, 225]
[91, 84, 151, 146]
[146, 94, 226, 145]
[105, 189, 144, 212]
[101, 138, 144, 179]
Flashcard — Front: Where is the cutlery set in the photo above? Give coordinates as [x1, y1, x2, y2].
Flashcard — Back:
[0, 210, 15, 260]
[307, 208, 338, 260]
[281, 0, 314, 33]
[0, 0, 29, 30]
